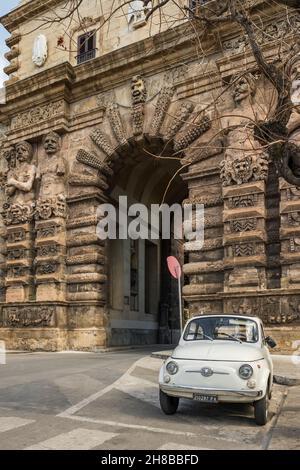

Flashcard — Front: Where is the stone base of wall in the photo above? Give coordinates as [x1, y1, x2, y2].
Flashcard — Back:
[67, 327, 107, 351]
[1, 295, 300, 352]
[184, 289, 300, 354]
[0, 327, 109, 352]
[0, 301, 108, 351]
[0, 328, 68, 352]
[265, 326, 300, 355]
[109, 328, 158, 347]
[185, 289, 300, 325]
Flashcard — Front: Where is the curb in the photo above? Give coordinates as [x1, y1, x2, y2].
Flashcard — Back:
[151, 351, 300, 387]
[273, 375, 300, 387]
[5, 345, 174, 355]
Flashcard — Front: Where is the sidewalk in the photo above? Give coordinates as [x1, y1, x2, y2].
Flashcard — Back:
[272, 355, 300, 386]
[151, 350, 300, 385]
[269, 385, 300, 450]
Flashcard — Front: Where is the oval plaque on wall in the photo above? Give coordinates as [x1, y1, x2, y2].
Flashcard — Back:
[32, 34, 48, 67]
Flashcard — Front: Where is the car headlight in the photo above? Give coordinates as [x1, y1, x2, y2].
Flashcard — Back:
[239, 364, 253, 380]
[166, 361, 179, 375]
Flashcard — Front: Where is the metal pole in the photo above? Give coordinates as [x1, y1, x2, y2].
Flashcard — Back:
[177, 268, 183, 333]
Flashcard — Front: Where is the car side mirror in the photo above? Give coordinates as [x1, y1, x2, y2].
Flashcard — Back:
[265, 336, 277, 349]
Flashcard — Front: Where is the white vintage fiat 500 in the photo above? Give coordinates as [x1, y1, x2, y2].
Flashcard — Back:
[159, 315, 276, 425]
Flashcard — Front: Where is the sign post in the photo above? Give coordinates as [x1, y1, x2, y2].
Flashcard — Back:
[167, 256, 183, 333]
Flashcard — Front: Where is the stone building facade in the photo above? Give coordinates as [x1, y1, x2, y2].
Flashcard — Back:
[0, 0, 300, 351]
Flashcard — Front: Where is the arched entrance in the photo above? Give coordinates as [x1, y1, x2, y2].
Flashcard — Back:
[67, 74, 210, 349]
[106, 140, 187, 346]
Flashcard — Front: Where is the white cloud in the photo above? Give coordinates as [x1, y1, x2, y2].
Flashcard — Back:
[0, 55, 8, 86]
[0, 55, 8, 102]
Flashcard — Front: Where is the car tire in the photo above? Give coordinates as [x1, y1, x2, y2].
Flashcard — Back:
[254, 394, 269, 426]
[159, 389, 179, 415]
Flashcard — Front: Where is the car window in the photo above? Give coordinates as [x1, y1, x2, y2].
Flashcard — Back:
[185, 320, 205, 340]
[260, 324, 265, 343]
[184, 316, 259, 343]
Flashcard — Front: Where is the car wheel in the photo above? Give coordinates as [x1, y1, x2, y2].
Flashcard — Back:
[159, 389, 179, 415]
[254, 394, 269, 426]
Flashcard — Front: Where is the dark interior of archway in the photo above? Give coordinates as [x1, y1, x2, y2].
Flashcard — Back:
[107, 139, 188, 342]
[108, 138, 188, 205]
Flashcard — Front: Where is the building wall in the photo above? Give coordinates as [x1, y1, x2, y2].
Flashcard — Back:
[1, 0, 300, 351]
[4, 0, 185, 83]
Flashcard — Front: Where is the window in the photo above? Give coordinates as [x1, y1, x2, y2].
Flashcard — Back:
[184, 316, 259, 343]
[188, 0, 211, 16]
[76, 31, 96, 65]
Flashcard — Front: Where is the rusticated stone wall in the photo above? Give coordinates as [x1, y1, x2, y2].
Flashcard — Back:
[1, 1, 300, 351]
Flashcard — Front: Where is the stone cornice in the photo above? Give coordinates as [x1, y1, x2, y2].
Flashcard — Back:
[0, 0, 268, 33]
[0, 0, 62, 32]
[0, 0, 293, 137]
[5, 62, 75, 111]
[3, 22, 198, 111]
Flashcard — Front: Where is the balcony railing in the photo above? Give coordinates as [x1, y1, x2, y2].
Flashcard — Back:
[76, 48, 97, 65]
[188, 0, 214, 16]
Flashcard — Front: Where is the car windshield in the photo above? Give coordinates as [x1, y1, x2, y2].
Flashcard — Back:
[183, 316, 259, 343]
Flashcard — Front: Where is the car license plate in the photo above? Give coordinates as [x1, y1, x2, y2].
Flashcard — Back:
[193, 394, 218, 403]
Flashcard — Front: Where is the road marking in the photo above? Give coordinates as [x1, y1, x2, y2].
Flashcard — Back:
[0, 417, 35, 433]
[158, 443, 213, 450]
[58, 356, 219, 437]
[136, 357, 163, 371]
[60, 414, 198, 437]
[25, 428, 117, 450]
[58, 357, 155, 417]
[115, 374, 160, 408]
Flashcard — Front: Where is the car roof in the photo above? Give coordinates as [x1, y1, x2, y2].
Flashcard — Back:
[187, 314, 261, 322]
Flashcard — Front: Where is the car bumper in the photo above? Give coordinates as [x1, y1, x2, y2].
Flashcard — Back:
[160, 384, 264, 403]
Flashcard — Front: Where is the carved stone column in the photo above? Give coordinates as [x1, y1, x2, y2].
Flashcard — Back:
[34, 131, 67, 301]
[34, 203, 67, 301]
[66, 195, 107, 303]
[66, 149, 112, 349]
[223, 181, 267, 291]
[182, 155, 225, 316]
[1, 142, 36, 302]
[220, 132, 269, 291]
[5, 221, 35, 302]
[279, 180, 300, 288]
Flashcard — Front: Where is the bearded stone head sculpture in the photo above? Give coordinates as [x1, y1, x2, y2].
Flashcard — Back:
[15, 141, 34, 164]
[131, 75, 147, 105]
[231, 73, 257, 106]
[232, 156, 253, 184]
[43, 131, 61, 155]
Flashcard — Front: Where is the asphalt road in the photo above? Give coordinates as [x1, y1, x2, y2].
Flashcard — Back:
[0, 348, 292, 450]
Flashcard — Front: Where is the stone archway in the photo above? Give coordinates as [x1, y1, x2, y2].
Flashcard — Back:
[66, 75, 211, 347]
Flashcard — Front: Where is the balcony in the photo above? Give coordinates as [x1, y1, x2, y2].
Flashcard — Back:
[76, 48, 97, 65]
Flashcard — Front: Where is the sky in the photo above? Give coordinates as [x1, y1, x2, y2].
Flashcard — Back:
[0, 0, 21, 87]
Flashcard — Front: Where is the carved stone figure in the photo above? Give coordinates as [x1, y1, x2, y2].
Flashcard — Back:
[35, 195, 66, 220]
[32, 34, 48, 67]
[37, 131, 66, 199]
[131, 75, 147, 136]
[232, 73, 256, 106]
[131, 75, 147, 105]
[222, 72, 259, 131]
[4, 141, 36, 205]
[2, 202, 35, 225]
[221, 73, 269, 186]
[220, 151, 269, 186]
[286, 50, 300, 180]
[128, 1, 152, 27]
